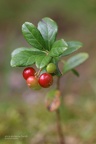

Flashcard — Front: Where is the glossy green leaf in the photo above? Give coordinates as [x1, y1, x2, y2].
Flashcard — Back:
[50, 39, 68, 57]
[63, 53, 89, 74]
[10, 47, 44, 67]
[61, 41, 83, 56]
[22, 22, 45, 50]
[35, 54, 51, 69]
[38, 17, 58, 50]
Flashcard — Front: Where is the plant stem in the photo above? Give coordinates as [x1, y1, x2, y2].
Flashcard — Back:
[36, 69, 42, 77]
[56, 109, 65, 144]
[56, 77, 65, 144]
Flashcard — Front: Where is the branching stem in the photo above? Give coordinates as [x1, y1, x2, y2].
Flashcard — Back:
[36, 69, 42, 77]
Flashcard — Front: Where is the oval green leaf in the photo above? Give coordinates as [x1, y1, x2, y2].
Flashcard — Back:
[10, 47, 44, 67]
[35, 54, 52, 69]
[38, 17, 58, 50]
[50, 39, 68, 57]
[61, 41, 83, 56]
[71, 69, 80, 77]
[22, 22, 46, 50]
[63, 53, 89, 74]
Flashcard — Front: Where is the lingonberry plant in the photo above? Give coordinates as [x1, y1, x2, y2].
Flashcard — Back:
[10, 17, 89, 144]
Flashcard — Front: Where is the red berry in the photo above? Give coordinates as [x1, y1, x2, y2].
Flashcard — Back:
[23, 67, 36, 80]
[38, 73, 53, 88]
[27, 76, 41, 90]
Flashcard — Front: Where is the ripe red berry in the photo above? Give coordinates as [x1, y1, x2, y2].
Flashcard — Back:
[27, 76, 41, 90]
[38, 73, 53, 88]
[23, 67, 36, 80]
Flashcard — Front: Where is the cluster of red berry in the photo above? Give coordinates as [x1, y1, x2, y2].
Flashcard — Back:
[22, 63, 56, 90]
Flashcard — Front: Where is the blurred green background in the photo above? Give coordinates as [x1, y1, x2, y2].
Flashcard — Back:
[0, 0, 96, 144]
